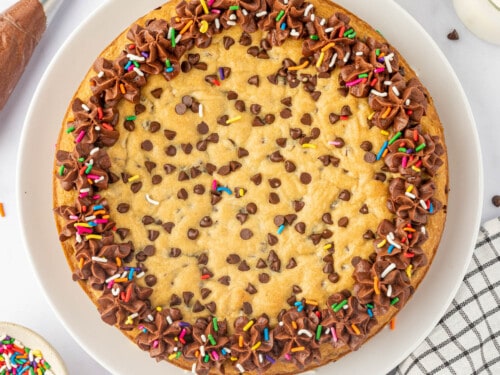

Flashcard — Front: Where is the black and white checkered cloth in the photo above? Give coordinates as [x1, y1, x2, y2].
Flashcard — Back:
[396, 217, 500, 374]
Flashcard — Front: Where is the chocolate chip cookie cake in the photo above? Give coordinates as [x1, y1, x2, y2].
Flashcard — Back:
[53, 0, 448, 373]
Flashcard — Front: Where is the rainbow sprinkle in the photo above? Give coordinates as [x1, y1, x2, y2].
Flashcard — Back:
[0, 335, 53, 375]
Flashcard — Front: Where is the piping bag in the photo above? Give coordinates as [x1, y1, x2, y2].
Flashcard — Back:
[0, 0, 64, 110]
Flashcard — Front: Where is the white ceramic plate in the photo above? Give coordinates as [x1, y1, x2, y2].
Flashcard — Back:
[0, 322, 68, 375]
[17, 0, 482, 374]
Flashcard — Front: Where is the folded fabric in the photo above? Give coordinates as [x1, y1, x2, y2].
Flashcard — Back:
[396, 217, 500, 374]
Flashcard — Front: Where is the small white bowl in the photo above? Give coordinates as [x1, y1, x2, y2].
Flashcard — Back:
[0, 322, 68, 375]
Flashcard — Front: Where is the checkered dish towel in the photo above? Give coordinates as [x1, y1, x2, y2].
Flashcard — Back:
[396, 217, 500, 375]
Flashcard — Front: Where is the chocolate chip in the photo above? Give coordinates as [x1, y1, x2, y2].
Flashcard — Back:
[130, 181, 142, 193]
[151, 175, 162, 185]
[181, 143, 193, 154]
[238, 260, 251, 271]
[267, 233, 278, 246]
[117, 203, 130, 213]
[178, 171, 189, 181]
[226, 254, 241, 264]
[218, 165, 231, 176]
[232, 100, 245, 113]
[223, 35, 235, 49]
[248, 75, 259, 86]
[360, 141, 373, 151]
[218, 276, 230, 285]
[165, 145, 177, 156]
[322, 229, 333, 239]
[447, 29, 459, 40]
[246, 283, 257, 294]
[144, 161, 156, 174]
[151, 88, 163, 98]
[116, 228, 129, 240]
[200, 216, 213, 227]
[192, 300, 205, 312]
[338, 217, 349, 227]
[328, 273, 340, 283]
[310, 127, 321, 139]
[211, 193, 222, 205]
[242, 302, 253, 315]
[190, 167, 202, 179]
[170, 247, 182, 257]
[205, 163, 217, 175]
[183, 291, 194, 306]
[264, 114, 275, 124]
[493, 195, 500, 207]
[197, 121, 209, 135]
[294, 222, 306, 234]
[240, 228, 253, 240]
[280, 108, 292, 119]
[239, 31, 252, 46]
[300, 113, 313, 126]
[258, 273, 270, 284]
[323, 263, 334, 274]
[205, 302, 217, 314]
[337, 87, 349, 97]
[286, 258, 297, 269]
[250, 173, 262, 185]
[292, 285, 302, 294]
[359, 204, 369, 214]
[163, 163, 176, 174]
[149, 121, 160, 133]
[269, 193, 280, 204]
[244, 203, 256, 215]
[287, 295, 297, 306]
[142, 215, 154, 225]
[339, 189, 351, 201]
[284, 214, 297, 224]
[237, 147, 249, 158]
[143, 245, 155, 256]
[274, 215, 285, 226]
[300, 172, 312, 184]
[230, 161, 242, 171]
[187, 228, 199, 240]
[162, 222, 175, 233]
[148, 230, 160, 241]
[341, 105, 352, 116]
[322, 213, 333, 224]
[206, 133, 219, 143]
[269, 150, 284, 162]
[235, 187, 246, 198]
[333, 137, 345, 148]
[329, 113, 340, 124]
[290, 128, 302, 139]
[124, 120, 135, 131]
[145, 275, 157, 287]
[181, 61, 191, 73]
[175, 103, 187, 115]
[374, 172, 386, 182]
[181, 95, 193, 107]
[268, 178, 281, 188]
[201, 288, 212, 299]
[227, 91, 238, 101]
[323, 254, 333, 263]
[164, 129, 176, 140]
[217, 115, 229, 125]
[309, 233, 322, 245]
[364, 152, 377, 163]
[198, 253, 208, 265]
[256, 258, 267, 269]
[280, 96, 292, 106]
[236, 212, 248, 224]
[293, 200, 305, 212]
[310, 91, 321, 101]
[187, 53, 200, 65]
[275, 138, 287, 148]
[194, 62, 208, 71]
[257, 50, 269, 59]
[247, 46, 259, 56]
[196, 140, 208, 151]
[250, 104, 261, 114]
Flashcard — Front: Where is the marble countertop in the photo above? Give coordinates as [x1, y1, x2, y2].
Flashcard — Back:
[0, 0, 498, 373]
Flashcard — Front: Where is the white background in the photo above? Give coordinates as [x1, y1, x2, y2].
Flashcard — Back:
[0, 0, 498, 374]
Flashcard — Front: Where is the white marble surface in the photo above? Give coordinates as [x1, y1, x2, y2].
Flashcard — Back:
[0, 0, 498, 374]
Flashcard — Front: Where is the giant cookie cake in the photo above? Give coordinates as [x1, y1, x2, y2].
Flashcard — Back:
[53, 0, 448, 373]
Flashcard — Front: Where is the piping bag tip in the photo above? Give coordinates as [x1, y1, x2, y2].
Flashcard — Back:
[0, 0, 65, 111]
